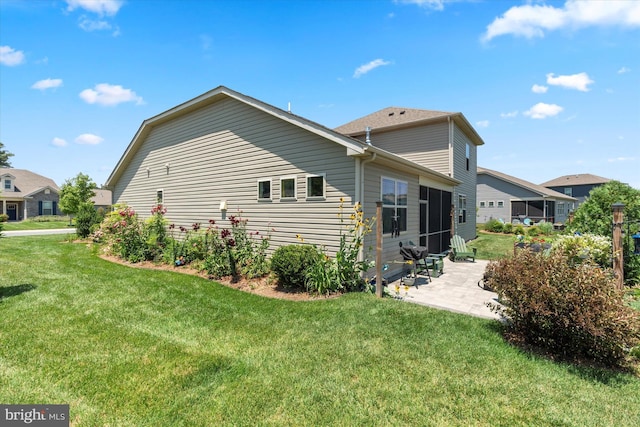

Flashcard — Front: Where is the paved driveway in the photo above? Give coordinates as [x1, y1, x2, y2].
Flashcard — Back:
[388, 257, 501, 320]
[2, 228, 76, 237]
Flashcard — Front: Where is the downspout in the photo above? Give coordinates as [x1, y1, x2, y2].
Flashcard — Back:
[358, 150, 377, 269]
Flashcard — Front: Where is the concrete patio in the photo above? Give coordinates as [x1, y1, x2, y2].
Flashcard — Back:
[386, 257, 502, 320]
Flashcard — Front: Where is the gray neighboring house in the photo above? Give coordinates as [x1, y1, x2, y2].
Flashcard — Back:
[105, 86, 482, 277]
[335, 106, 484, 247]
[91, 189, 113, 211]
[0, 168, 60, 221]
[540, 174, 611, 209]
[477, 167, 576, 225]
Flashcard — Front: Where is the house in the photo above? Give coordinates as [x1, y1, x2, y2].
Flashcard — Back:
[0, 168, 60, 221]
[91, 189, 112, 212]
[477, 167, 576, 225]
[540, 173, 611, 209]
[334, 106, 484, 246]
[105, 86, 483, 276]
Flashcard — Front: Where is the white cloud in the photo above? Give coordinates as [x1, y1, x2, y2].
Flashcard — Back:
[475, 120, 489, 128]
[617, 66, 631, 74]
[482, 0, 640, 42]
[79, 17, 112, 32]
[395, 0, 448, 11]
[608, 156, 635, 163]
[546, 72, 594, 91]
[31, 78, 63, 90]
[523, 102, 563, 119]
[75, 133, 104, 145]
[500, 111, 518, 118]
[79, 83, 144, 106]
[52, 137, 68, 147]
[0, 45, 26, 66]
[65, 0, 123, 16]
[353, 59, 392, 78]
[531, 84, 548, 94]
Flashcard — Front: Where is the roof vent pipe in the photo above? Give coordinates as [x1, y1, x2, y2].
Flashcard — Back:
[365, 126, 371, 145]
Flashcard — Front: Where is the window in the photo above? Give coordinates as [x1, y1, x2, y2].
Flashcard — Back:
[257, 179, 271, 200]
[558, 202, 565, 215]
[280, 177, 296, 199]
[458, 194, 467, 224]
[156, 190, 164, 204]
[381, 177, 408, 235]
[42, 201, 53, 216]
[479, 201, 486, 208]
[466, 144, 470, 171]
[497, 200, 504, 208]
[306, 174, 325, 199]
[488, 201, 494, 208]
[564, 187, 573, 197]
[4, 179, 11, 190]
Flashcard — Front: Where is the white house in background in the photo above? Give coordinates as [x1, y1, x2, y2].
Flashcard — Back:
[477, 167, 576, 225]
[105, 86, 484, 276]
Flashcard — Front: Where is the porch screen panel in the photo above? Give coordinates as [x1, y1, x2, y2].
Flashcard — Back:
[512, 201, 526, 217]
[528, 201, 544, 218]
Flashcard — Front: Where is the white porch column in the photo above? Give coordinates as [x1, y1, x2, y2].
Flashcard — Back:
[2, 199, 5, 215]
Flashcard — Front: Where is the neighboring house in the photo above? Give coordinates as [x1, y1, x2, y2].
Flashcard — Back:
[540, 174, 611, 209]
[334, 106, 484, 245]
[91, 189, 113, 211]
[0, 168, 60, 221]
[477, 167, 576, 225]
[105, 86, 482, 277]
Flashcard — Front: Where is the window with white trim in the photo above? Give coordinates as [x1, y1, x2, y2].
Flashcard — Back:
[156, 189, 164, 204]
[497, 200, 504, 208]
[257, 179, 271, 200]
[479, 201, 486, 208]
[458, 194, 467, 224]
[558, 202, 565, 215]
[564, 187, 573, 197]
[280, 176, 297, 200]
[488, 201, 494, 208]
[42, 201, 53, 216]
[4, 179, 11, 190]
[306, 174, 325, 199]
[381, 177, 408, 235]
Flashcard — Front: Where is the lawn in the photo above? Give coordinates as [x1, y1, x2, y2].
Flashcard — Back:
[2, 218, 72, 231]
[1, 236, 639, 426]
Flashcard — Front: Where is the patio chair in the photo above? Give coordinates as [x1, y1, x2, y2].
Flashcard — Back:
[450, 235, 477, 262]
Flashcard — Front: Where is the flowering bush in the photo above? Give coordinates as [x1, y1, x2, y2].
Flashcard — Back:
[303, 199, 375, 294]
[552, 233, 611, 267]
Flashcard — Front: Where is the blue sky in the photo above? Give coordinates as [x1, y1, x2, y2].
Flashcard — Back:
[1, 0, 638, 189]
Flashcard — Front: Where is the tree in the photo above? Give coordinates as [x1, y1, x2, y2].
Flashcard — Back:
[0, 142, 14, 167]
[59, 173, 98, 217]
[567, 180, 640, 284]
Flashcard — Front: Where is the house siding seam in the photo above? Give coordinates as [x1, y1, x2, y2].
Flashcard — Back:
[112, 96, 358, 255]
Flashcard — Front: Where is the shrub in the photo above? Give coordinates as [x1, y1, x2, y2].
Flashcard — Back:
[75, 202, 98, 238]
[0, 220, 3, 238]
[0, 213, 9, 222]
[484, 219, 504, 233]
[271, 244, 321, 290]
[526, 225, 541, 237]
[502, 223, 513, 234]
[487, 250, 640, 366]
[552, 233, 611, 267]
[537, 221, 554, 235]
[514, 224, 525, 236]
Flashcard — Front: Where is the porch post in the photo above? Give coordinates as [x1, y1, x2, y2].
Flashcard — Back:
[1, 199, 5, 215]
[612, 203, 624, 289]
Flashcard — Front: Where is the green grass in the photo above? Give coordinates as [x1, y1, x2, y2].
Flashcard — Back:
[1, 236, 639, 426]
[2, 217, 72, 231]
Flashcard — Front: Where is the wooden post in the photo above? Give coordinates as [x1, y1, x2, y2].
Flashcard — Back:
[376, 201, 383, 298]
[612, 203, 624, 289]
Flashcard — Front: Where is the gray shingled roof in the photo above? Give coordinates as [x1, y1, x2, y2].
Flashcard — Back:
[478, 167, 575, 201]
[91, 189, 112, 205]
[540, 173, 611, 187]
[0, 168, 59, 197]
[334, 107, 455, 135]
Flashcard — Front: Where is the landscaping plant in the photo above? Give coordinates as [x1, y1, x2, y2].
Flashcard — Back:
[486, 249, 640, 366]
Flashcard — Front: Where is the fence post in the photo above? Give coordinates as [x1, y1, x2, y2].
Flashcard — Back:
[612, 203, 624, 289]
[376, 201, 383, 298]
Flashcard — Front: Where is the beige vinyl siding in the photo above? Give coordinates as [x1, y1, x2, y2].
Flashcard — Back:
[361, 163, 420, 279]
[451, 124, 477, 240]
[363, 122, 450, 175]
[113, 97, 356, 255]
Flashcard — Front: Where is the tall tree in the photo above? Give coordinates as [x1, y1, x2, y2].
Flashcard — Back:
[0, 142, 14, 167]
[59, 172, 98, 217]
